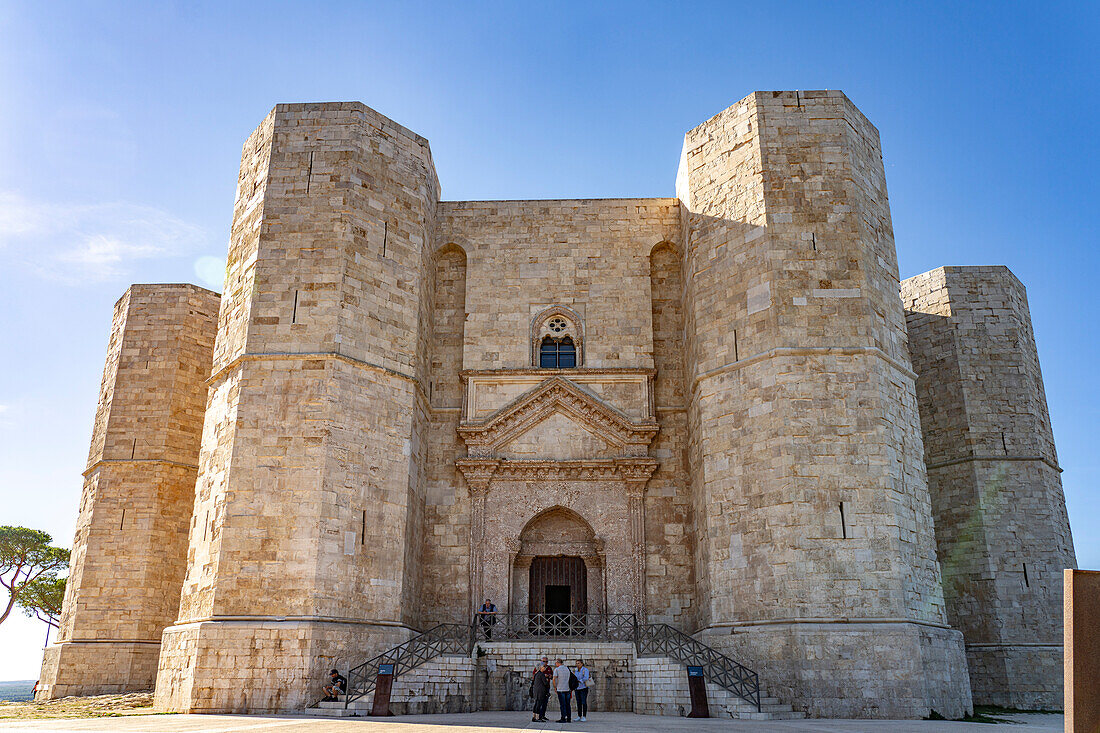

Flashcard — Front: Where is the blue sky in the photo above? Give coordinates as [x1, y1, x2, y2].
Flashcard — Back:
[0, 1, 1096, 680]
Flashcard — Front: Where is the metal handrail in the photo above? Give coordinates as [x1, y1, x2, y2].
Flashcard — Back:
[340, 614, 760, 713]
[474, 612, 637, 641]
[636, 623, 761, 711]
[344, 623, 473, 706]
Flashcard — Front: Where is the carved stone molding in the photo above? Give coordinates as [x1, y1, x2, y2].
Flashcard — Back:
[455, 459, 498, 494]
[456, 457, 657, 488]
[457, 376, 658, 458]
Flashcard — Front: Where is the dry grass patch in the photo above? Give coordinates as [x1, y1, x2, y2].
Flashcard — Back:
[0, 692, 163, 719]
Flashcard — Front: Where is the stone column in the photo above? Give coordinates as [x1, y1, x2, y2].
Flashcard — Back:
[623, 479, 648, 620]
[38, 285, 218, 699]
[678, 90, 971, 718]
[459, 461, 497, 615]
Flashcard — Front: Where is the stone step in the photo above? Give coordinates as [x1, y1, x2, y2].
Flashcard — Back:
[309, 640, 804, 721]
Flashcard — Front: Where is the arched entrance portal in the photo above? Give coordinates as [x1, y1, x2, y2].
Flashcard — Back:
[509, 507, 606, 618]
[530, 556, 587, 615]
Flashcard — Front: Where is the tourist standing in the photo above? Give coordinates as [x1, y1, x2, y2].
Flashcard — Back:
[533, 655, 550, 678]
[531, 660, 551, 722]
[552, 658, 572, 722]
[477, 598, 497, 639]
[573, 659, 590, 720]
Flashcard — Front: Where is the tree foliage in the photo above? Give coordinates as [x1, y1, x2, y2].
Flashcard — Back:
[20, 575, 66, 628]
[0, 526, 70, 628]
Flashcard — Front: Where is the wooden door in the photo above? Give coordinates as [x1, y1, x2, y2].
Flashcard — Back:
[529, 556, 588, 614]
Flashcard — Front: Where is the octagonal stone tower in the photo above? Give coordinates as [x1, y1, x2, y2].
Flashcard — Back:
[37, 284, 219, 699]
[154, 103, 440, 712]
[677, 91, 971, 718]
[902, 266, 1076, 709]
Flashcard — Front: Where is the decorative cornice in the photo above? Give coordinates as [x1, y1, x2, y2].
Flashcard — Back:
[457, 377, 658, 458]
[83, 458, 199, 478]
[461, 367, 656, 379]
[456, 457, 657, 486]
[925, 454, 1062, 473]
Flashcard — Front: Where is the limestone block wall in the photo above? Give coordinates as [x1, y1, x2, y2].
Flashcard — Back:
[633, 657, 767, 718]
[678, 90, 970, 718]
[421, 199, 694, 626]
[902, 265, 1076, 709]
[387, 656, 476, 715]
[38, 284, 219, 699]
[441, 198, 679, 372]
[155, 102, 440, 713]
[476, 641, 635, 713]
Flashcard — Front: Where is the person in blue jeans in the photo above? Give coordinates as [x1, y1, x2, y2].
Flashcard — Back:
[573, 659, 590, 720]
[552, 659, 572, 722]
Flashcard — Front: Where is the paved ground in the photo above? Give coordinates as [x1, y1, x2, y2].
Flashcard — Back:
[0, 711, 1064, 732]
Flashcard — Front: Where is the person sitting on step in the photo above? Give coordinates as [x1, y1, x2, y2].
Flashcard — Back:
[322, 668, 347, 702]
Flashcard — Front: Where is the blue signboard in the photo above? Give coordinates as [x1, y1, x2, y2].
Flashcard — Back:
[686, 666, 704, 677]
[378, 663, 395, 675]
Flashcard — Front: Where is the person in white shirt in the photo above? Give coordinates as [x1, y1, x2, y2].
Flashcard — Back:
[552, 658, 572, 722]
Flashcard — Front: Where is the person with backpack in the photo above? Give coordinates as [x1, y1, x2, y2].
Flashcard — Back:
[552, 658, 574, 723]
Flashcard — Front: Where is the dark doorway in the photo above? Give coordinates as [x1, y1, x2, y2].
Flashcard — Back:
[529, 556, 588, 615]
[545, 584, 571, 615]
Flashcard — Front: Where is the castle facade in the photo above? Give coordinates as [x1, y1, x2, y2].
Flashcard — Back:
[37, 91, 1075, 718]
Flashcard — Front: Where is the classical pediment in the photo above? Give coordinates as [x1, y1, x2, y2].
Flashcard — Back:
[497, 410, 618, 460]
[457, 377, 658, 459]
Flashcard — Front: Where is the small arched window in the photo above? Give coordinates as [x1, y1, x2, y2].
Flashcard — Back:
[540, 335, 577, 369]
[531, 306, 584, 367]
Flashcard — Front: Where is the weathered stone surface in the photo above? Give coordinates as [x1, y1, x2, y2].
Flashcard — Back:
[42, 92, 1074, 719]
[37, 284, 219, 699]
[903, 266, 1076, 710]
[676, 91, 970, 718]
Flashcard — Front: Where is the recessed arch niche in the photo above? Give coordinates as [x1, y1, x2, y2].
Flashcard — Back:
[509, 506, 606, 616]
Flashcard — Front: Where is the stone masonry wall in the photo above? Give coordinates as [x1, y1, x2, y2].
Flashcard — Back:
[677, 90, 970, 718]
[38, 284, 219, 699]
[902, 265, 1076, 709]
[421, 199, 694, 626]
[476, 641, 634, 713]
[155, 102, 439, 713]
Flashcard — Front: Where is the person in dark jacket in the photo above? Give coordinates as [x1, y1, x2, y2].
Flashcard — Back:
[531, 660, 552, 722]
[321, 669, 346, 701]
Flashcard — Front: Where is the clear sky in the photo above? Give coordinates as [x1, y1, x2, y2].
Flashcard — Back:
[0, 1, 1096, 681]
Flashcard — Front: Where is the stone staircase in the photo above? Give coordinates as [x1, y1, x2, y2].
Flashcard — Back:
[307, 636, 803, 720]
[634, 656, 803, 720]
[308, 654, 474, 717]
